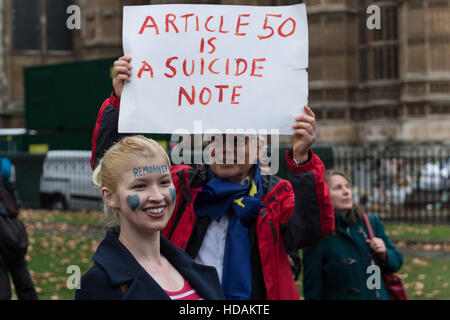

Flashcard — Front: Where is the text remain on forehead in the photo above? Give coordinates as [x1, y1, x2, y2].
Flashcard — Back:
[133, 165, 169, 178]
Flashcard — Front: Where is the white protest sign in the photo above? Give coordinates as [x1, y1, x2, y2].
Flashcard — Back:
[119, 4, 308, 134]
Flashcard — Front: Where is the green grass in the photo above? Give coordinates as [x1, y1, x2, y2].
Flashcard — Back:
[22, 233, 102, 300]
[384, 223, 450, 241]
[401, 257, 450, 300]
[20, 209, 104, 226]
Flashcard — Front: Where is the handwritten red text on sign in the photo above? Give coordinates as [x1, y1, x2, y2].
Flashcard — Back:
[135, 12, 296, 106]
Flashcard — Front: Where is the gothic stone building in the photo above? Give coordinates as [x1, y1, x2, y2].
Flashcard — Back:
[0, 0, 449, 144]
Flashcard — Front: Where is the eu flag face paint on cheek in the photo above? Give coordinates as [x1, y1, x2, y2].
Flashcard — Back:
[126, 194, 140, 212]
[169, 187, 176, 203]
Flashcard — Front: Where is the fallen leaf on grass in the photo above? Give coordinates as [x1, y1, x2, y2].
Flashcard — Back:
[414, 290, 423, 297]
[425, 290, 440, 298]
[397, 273, 408, 280]
[55, 283, 67, 290]
[414, 282, 425, 290]
[41, 272, 54, 278]
[404, 282, 414, 289]
[412, 258, 429, 266]
[395, 241, 407, 248]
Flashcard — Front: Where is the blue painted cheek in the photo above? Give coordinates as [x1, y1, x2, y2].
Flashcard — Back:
[126, 194, 140, 212]
[169, 187, 176, 203]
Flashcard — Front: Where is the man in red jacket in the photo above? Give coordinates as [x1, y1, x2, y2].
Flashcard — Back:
[91, 56, 334, 300]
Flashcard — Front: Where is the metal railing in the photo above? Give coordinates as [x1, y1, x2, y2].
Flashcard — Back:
[330, 143, 450, 224]
[2, 142, 449, 224]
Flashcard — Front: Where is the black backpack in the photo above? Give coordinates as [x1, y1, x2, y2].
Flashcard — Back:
[0, 202, 28, 264]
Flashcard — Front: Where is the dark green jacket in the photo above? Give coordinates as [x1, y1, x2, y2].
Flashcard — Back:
[302, 211, 403, 300]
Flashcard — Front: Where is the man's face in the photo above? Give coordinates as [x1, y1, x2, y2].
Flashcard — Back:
[209, 135, 259, 184]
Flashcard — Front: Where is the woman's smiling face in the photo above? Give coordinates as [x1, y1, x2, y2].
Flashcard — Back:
[112, 156, 176, 234]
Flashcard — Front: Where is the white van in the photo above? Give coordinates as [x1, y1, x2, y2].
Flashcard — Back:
[39, 150, 102, 211]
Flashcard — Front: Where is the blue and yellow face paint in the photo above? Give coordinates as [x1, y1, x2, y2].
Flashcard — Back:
[169, 187, 176, 203]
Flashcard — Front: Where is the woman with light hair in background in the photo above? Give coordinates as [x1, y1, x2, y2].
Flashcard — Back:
[302, 170, 404, 300]
[76, 135, 223, 300]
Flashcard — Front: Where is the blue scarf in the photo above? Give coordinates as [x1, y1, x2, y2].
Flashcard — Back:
[194, 164, 263, 300]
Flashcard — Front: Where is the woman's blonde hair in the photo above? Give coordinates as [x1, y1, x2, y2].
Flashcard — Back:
[92, 135, 171, 227]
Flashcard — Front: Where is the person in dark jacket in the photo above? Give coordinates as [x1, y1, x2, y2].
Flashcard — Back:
[302, 170, 404, 300]
[76, 135, 223, 300]
[89, 56, 335, 300]
[0, 157, 22, 207]
[0, 187, 38, 300]
[0, 255, 11, 300]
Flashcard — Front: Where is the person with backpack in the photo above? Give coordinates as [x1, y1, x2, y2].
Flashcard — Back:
[0, 255, 10, 300]
[0, 187, 37, 300]
[90, 56, 335, 300]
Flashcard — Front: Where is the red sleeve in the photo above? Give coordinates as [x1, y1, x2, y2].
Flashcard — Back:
[286, 149, 335, 239]
[90, 92, 121, 170]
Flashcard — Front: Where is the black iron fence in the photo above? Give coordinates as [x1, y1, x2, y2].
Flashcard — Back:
[329, 143, 450, 224]
[1, 142, 449, 224]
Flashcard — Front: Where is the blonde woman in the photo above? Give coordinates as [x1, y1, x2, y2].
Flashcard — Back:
[76, 136, 223, 300]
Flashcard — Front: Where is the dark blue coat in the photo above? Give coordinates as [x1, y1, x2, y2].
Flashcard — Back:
[302, 212, 403, 300]
[75, 229, 224, 300]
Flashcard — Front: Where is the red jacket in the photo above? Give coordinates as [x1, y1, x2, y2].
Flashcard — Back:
[91, 93, 335, 300]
